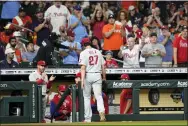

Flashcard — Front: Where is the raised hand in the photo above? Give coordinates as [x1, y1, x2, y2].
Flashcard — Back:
[49, 75, 56, 81]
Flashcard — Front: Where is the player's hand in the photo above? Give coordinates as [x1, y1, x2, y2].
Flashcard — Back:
[81, 81, 85, 89]
[49, 75, 56, 81]
[62, 110, 68, 115]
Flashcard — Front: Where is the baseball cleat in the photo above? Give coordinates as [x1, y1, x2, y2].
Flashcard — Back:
[99, 112, 106, 122]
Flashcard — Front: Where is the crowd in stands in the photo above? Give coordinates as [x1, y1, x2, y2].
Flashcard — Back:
[0, 1, 187, 68]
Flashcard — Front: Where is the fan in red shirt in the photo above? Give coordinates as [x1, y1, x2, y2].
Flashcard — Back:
[0, 24, 12, 45]
[119, 74, 133, 114]
[51, 84, 71, 121]
[173, 26, 188, 67]
[104, 50, 119, 68]
[10, 7, 32, 32]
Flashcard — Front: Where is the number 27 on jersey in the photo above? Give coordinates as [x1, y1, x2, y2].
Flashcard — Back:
[89, 55, 98, 65]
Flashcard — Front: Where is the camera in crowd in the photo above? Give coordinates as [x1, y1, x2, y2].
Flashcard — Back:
[48, 32, 69, 50]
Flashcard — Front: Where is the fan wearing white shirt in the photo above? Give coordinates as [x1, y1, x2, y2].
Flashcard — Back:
[118, 34, 145, 68]
[44, 2, 70, 35]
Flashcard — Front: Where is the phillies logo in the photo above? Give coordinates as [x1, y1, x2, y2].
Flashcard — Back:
[124, 53, 136, 58]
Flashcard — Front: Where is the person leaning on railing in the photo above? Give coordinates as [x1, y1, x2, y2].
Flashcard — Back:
[120, 74, 132, 114]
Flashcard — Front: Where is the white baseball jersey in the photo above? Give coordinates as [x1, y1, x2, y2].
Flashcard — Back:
[29, 71, 48, 95]
[44, 5, 70, 35]
[122, 45, 140, 68]
[79, 48, 105, 73]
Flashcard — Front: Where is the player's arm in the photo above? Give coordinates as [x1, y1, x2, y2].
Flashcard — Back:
[101, 55, 106, 80]
[80, 65, 86, 88]
[29, 73, 44, 85]
[79, 52, 87, 88]
[124, 99, 132, 114]
[81, 65, 86, 82]
[102, 64, 106, 80]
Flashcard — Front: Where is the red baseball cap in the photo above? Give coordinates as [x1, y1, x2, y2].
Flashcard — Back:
[81, 37, 90, 45]
[58, 85, 67, 92]
[75, 72, 81, 78]
[67, 29, 75, 37]
[120, 74, 130, 80]
[37, 60, 46, 66]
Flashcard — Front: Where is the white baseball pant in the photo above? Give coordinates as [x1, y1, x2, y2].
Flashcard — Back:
[83, 73, 105, 122]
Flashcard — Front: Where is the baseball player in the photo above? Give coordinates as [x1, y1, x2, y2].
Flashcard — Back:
[51, 85, 71, 121]
[119, 74, 133, 114]
[75, 72, 81, 85]
[79, 37, 106, 122]
[29, 60, 56, 123]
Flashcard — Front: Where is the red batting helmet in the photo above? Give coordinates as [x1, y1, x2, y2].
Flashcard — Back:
[58, 85, 67, 92]
[120, 74, 130, 80]
[81, 37, 90, 45]
[37, 60, 46, 66]
[75, 72, 81, 78]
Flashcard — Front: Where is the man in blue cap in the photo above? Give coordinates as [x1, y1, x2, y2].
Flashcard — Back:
[69, 5, 89, 43]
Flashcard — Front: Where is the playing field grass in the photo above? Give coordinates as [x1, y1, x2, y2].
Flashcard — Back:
[1, 121, 187, 126]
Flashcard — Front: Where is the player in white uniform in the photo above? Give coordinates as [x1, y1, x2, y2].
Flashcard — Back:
[29, 60, 56, 123]
[79, 37, 106, 122]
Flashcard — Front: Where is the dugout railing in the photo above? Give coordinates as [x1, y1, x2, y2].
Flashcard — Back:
[0, 82, 42, 123]
[0, 81, 77, 123]
[0, 80, 187, 123]
[74, 80, 188, 122]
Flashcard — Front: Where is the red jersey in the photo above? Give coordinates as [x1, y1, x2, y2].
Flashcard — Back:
[105, 59, 119, 68]
[120, 89, 133, 114]
[173, 36, 188, 63]
[52, 94, 72, 114]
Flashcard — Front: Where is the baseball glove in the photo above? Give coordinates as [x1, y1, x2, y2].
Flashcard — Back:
[102, 80, 108, 93]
